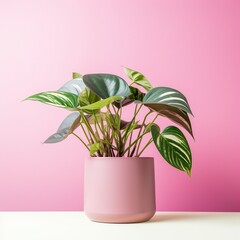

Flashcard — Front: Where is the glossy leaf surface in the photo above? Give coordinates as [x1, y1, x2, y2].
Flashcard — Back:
[83, 74, 131, 99]
[59, 78, 86, 95]
[44, 112, 80, 143]
[26, 91, 79, 110]
[151, 125, 192, 175]
[144, 103, 193, 137]
[143, 87, 193, 115]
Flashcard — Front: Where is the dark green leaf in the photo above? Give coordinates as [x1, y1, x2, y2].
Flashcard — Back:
[151, 125, 192, 175]
[143, 87, 193, 115]
[83, 74, 131, 99]
[144, 103, 193, 137]
[129, 86, 145, 102]
[113, 86, 145, 108]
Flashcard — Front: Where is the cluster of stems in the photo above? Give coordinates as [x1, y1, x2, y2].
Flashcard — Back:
[72, 103, 158, 157]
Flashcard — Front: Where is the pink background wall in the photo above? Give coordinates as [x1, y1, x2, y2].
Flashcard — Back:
[0, 0, 240, 211]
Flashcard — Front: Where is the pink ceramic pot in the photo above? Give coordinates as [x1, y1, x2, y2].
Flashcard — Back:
[84, 157, 156, 223]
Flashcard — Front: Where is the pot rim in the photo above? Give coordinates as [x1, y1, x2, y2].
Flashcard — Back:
[86, 156, 154, 160]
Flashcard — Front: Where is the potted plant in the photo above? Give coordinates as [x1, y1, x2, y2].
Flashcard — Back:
[25, 67, 193, 223]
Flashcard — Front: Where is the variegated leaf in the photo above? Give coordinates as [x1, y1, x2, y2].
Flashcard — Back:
[144, 103, 193, 137]
[26, 91, 79, 110]
[151, 125, 192, 175]
[44, 112, 80, 143]
[143, 87, 193, 115]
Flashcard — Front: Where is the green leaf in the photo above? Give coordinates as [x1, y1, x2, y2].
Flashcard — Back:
[83, 74, 131, 99]
[90, 142, 100, 155]
[124, 67, 152, 91]
[86, 112, 105, 124]
[79, 96, 122, 111]
[25, 91, 79, 110]
[79, 88, 101, 114]
[120, 119, 141, 130]
[145, 122, 157, 133]
[44, 112, 80, 143]
[144, 103, 193, 137]
[151, 125, 192, 175]
[122, 121, 141, 138]
[129, 86, 145, 102]
[59, 78, 86, 96]
[143, 87, 193, 115]
[113, 86, 145, 108]
[72, 72, 82, 79]
[104, 112, 120, 130]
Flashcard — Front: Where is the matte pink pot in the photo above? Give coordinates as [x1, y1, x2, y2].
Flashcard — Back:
[84, 157, 156, 223]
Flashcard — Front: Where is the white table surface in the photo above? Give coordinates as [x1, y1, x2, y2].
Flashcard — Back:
[0, 212, 239, 240]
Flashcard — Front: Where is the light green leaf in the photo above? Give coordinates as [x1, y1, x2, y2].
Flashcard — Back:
[143, 87, 193, 115]
[79, 96, 122, 111]
[83, 74, 131, 99]
[25, 91, 79, 110]
[44, 112, 80, 143]
[72, 72, 82, 79]
[90, 142, 100, 155]
[151, 125, 192, 175]
[124, 67, 152, 91]
[79, 88, 101, 114]
[86, 112, 105, 124]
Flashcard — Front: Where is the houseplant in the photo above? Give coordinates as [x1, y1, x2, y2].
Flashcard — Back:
[25, 67, 193, 223]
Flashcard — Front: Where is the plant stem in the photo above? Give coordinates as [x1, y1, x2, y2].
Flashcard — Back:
[72, 132, 90, 151]
[135, 113, 159, 156]
[132, 110, 152, 156]
[79, 111, 98, 143]
[112, 104, 124, 156]
[122, 103, 143, 144]
[122, 131, 148, 155]
[136, 139, 153, 157]
[127, 104, 138, 156]
[79, 121, 91, 145]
